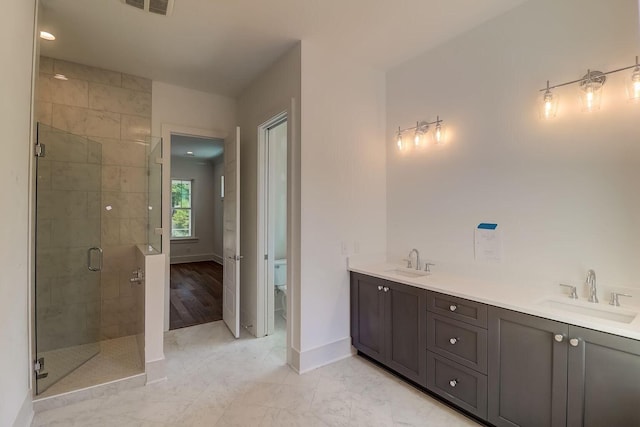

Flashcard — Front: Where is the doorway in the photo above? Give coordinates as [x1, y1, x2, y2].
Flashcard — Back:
[168, 134, 225, 330]
[258, 113, 288, 336]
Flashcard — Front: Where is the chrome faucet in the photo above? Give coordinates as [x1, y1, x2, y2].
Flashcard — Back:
[586, 269, 598, 303]
[407, 249, 420, 270]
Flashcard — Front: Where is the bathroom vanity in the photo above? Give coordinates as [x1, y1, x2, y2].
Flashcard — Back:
[349, 265, 640, 427]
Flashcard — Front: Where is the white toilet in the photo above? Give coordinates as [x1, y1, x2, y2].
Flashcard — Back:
[274, 259, 287, 320]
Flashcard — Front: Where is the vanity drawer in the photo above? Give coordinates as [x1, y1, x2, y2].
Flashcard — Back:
[427, 351, 488, 419]
[427, 312, 488, 374]
[427, 291, 488, 328]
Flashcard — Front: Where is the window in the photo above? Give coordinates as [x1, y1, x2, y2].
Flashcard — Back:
[171, 179, 193, 238]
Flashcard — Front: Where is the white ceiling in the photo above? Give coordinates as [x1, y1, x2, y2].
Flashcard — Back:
[39, 0, 527, 96]
[171, 134, 224, 159]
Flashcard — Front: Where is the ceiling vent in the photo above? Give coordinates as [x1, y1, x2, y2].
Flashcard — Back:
[124, 0, 174, 16]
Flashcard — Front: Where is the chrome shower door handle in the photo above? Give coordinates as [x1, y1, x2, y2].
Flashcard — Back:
[87, 247, 103, 272]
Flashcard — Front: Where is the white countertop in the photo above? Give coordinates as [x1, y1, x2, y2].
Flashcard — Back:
[348, 260, 640, 341]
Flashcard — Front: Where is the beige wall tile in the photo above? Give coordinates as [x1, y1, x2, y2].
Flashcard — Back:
[86, 109, 121, 139]
[36, 218, 52, 249]
[102, 140, 146, 167]
[120, 166, 147, 193]
[50, 76, 89, 108]
[36, 101, 52, 126]
[52, 104, 88, 135]
[121, 114, 151, 141]
[89, 82, 151, 117]
[101, 272, 120, 300]
[87, 139, 102, 164]
[38, 72, 52, 102]
[38, 190, 88, 219]
[87, 191, 101, 218]
[36, 158, 52, 190]
[39, 56, 54, 75]
[51, 274, 101, 306]
[38, 129, 88, 163]
[126, 193, 148, 219]
[51, 218, 100, 247]
[102, 165, 121, 192]
[54, 59, 121, 86]
[51, 161, 101, 192]
[102, 191, 127, 219]
[101, 218, 121, 247]
[122, 74, 152, 93]
[101, 245, 136, 272]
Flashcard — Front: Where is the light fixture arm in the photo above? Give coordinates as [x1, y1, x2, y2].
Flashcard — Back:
[539, 56, 639, 92]
[396, 117, 443, 135]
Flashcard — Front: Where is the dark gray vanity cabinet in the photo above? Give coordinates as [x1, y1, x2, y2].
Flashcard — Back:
[350, 272, 427, 386]
[567, 326, 640, 427]
[488, 307, 569, 427]
[427, 291, 489, 419]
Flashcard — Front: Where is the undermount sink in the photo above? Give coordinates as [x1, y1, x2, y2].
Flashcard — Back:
[384, 267, 430, 278]
[536, 298, 638, 324]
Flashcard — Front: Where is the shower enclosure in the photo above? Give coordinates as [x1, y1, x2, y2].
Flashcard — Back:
[34, 124, 162, 397]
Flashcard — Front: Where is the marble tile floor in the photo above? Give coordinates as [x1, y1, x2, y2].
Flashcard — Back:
[32, 320, 481, 426]
[36, 335, 143, 399]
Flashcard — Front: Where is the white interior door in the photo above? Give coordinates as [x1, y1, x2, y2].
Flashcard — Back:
[223, 126, 241, 338]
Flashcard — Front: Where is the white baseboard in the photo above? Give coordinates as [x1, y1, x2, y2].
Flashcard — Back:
[170, 253, 216, 264]
[12, 390, 33, 427]
[292, 337, 354, 374]
[211, 253, 223, 265]
[145, 358, 167, 384]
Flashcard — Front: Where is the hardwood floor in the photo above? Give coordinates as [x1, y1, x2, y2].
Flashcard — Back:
[169, 261, 223, 330]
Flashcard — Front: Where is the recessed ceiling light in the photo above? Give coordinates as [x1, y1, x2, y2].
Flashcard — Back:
[39, 31, 56, 41]
[53, 74, 68, 81]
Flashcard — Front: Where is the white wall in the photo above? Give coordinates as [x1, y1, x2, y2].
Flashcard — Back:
[152, 81, 236, 331]
[299, 41, 387, 370]
[152, 81, 236, 137]
[386, 0, 640, 291]
[170, 155, 224, 264]
[237, 43, 301, 346]
[0, 0, 36, 425]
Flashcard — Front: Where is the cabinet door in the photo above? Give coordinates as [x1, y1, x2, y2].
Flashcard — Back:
[350, 273, 385, 361]
[384, 281, 427, 386]
[488, 307, 568, 427]
[567, 326, 640, 427]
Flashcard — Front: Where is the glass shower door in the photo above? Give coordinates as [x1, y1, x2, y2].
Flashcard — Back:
[35, 124, 102, 395]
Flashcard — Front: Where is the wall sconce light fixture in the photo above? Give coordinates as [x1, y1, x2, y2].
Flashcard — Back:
[540, 55, 639, 118]
[395, 116, 444, 150]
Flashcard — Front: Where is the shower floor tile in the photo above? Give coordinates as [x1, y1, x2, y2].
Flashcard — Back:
[37, 335, 143, 398]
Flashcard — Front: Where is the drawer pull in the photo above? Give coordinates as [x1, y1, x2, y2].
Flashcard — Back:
[377, 285, 383, 291]
[449, 337, 459, 345]
[449, 304, 458, 312]
[383, 286, 389, 292]
[449, 379, 458, 387]
[569, 338, 580, 347]
[554, 334, 564, 343]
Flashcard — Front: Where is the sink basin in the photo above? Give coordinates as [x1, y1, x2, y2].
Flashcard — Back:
[384, 268, 430, 279]
[536, 298, 638, 324]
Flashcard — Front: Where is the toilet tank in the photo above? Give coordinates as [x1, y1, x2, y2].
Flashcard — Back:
[274, 259, 287, 286]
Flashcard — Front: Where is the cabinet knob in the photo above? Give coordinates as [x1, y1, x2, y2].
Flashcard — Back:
[377, 285, 383, 291]
[383, 287, 389, 292]
[554, 334, 564, 343]
[449, 379, 458, 387]
[569, 338, 580, 347]
[449, 337, 459, 345]
[449, 304, 458, 312]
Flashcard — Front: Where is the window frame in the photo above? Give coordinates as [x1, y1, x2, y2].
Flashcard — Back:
[170, 178, 195, 240]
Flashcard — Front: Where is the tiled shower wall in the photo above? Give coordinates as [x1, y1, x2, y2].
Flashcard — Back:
[37, 57, 151, 344]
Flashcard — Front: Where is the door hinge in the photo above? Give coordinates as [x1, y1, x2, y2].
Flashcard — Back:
[34, 357, 48, 379]
[35, 143, 46, 158]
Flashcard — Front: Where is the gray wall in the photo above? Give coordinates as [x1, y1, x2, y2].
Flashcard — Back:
[170, 155, 224, 264]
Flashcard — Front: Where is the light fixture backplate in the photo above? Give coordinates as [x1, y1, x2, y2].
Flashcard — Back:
[579, 70, 606, 90]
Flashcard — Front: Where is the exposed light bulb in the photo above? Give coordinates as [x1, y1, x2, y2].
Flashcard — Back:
[579, 70, 603, 113]
[435, 124, 442, 143]
[629, 66, 640, 102]
[396, 127, 403, 150]
[586, 86, 594, 110]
